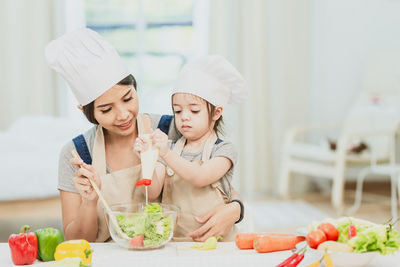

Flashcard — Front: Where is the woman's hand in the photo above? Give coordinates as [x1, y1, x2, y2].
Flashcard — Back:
[151, 129, 169, 157]
[133, 136, 148, 157]
[70, 159, 101, 202]
[186, 202, 241, 242]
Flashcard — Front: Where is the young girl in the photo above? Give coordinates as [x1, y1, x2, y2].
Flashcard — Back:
[135, 55, 248, 241]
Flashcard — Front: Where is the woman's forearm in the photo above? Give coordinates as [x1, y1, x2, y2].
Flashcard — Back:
[64, 200, 98, 241]
[145, 163, 165, 200]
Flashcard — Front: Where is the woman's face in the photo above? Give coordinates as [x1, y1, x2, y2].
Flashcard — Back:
[93, 84, 138, 137]
[172, 93, 213, 140]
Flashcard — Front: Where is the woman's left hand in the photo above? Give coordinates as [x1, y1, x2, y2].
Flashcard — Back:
[186, 202, 240, 242]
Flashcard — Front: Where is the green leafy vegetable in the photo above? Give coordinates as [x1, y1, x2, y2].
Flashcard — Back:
[326, 217, 400, 255]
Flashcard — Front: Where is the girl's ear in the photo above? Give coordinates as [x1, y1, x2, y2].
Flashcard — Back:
[77, 105, 83, 110]
[212, 106, 223, 121]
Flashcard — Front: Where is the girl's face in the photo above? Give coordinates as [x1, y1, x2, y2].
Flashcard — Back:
[93, 84, 139, 137]
[172, 93, 215, 140]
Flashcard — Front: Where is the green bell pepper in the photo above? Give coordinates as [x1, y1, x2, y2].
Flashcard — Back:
[34, 227, 65, 261]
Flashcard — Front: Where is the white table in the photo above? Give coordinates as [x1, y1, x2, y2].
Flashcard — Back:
[1, 242, 399, 267]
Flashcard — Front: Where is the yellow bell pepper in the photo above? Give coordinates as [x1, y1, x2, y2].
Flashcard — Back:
[54, 240, 92, 266]
[324, 252, 334, 267]
[305, 255, 324, 267]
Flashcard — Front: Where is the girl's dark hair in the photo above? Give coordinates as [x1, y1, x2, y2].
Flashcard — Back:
[206, 102, 224, 137]
[82, 74, 136, 124]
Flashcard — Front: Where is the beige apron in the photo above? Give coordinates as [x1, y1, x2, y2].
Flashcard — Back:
[162, 133, 238, 242]
[93, 114, 151, 242]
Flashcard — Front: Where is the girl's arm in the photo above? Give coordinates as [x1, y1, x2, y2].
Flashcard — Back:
[152, 129, 232, 187]
[61, 160, 100, 241]
[162, 152, 231, 187]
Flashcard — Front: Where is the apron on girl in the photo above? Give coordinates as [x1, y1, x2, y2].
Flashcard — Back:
[162, 133, 238, 242]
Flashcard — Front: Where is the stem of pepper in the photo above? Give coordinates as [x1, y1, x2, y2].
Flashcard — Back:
[19, 225, 30, 234]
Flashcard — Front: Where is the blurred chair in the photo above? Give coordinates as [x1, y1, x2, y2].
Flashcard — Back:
[278, 92, 400, 214]
[348, 132, 400, 219]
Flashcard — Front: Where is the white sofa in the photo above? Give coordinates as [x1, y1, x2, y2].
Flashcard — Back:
[0, 115, 90, 201]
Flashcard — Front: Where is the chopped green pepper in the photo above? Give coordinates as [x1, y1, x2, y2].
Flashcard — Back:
[192, 236, 222, 250]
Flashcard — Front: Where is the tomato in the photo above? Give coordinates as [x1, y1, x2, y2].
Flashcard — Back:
[129, 235, 144, 247]
[306, 229, 327, 249]
[317, 223, 339, 241]
[348, 224, 357, 239]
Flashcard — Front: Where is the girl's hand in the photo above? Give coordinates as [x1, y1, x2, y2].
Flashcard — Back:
[186, 202, 240, 242]
[72, 163, 101, 202]
[151, 129, 169, 157]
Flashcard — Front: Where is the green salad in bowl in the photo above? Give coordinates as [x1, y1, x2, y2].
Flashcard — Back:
[302, 217, 400, 267]
[105, 203, 179, 249]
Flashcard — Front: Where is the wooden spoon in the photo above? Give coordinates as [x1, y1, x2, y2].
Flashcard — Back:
[71, 150, 131, 241]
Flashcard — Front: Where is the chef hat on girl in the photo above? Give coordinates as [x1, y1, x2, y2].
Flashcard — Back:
[45, 28, 130, 105]
[172, 55, 248, 107]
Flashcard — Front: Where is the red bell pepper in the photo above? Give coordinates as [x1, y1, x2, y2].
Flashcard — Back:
[8, 225, 38, 265]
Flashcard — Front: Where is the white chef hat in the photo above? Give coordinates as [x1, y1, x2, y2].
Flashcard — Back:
[45, 28, 130, 105]
[172, 55, 248, 107]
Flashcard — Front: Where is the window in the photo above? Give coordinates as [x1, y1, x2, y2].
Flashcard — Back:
[84, 0, 208, 114]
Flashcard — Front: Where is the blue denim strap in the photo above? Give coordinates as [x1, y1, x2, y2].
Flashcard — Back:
[215, 138, 223, 145]
[157, 115, 173, 135]
[72, 134, 92, 165]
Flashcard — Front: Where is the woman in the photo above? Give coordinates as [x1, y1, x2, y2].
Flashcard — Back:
[46, 28, 243, 242]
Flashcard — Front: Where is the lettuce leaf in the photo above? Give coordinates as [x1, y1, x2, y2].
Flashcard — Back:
[116, 203, 172, 247]
[145, 203, 162, 213]
[335, 218, 400, 254]
[337, 219, 352, 243]
[348, 224, 387, 253]
[384, 227, 400, 254]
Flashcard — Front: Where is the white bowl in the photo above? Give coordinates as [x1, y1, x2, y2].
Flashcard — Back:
[306, 246, 379, 267]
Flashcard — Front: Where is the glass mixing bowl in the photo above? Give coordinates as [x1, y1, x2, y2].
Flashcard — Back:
[105, 202, 179, 250]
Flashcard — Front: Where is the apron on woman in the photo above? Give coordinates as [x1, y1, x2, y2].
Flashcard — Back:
[72, 114, 157, 242]
[162, 133, 238, 242]
[91, 125, 145, 242]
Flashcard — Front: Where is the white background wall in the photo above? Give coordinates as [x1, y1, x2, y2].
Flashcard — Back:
[309, 0, 400, 125]
[1, 0, 400, 199]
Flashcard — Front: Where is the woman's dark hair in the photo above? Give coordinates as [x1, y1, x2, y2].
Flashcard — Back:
[82, 74, 136, 124]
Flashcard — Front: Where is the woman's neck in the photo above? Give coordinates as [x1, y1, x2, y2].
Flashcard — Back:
[103, 128, 137, 147]
[102, 126, 140, 171]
